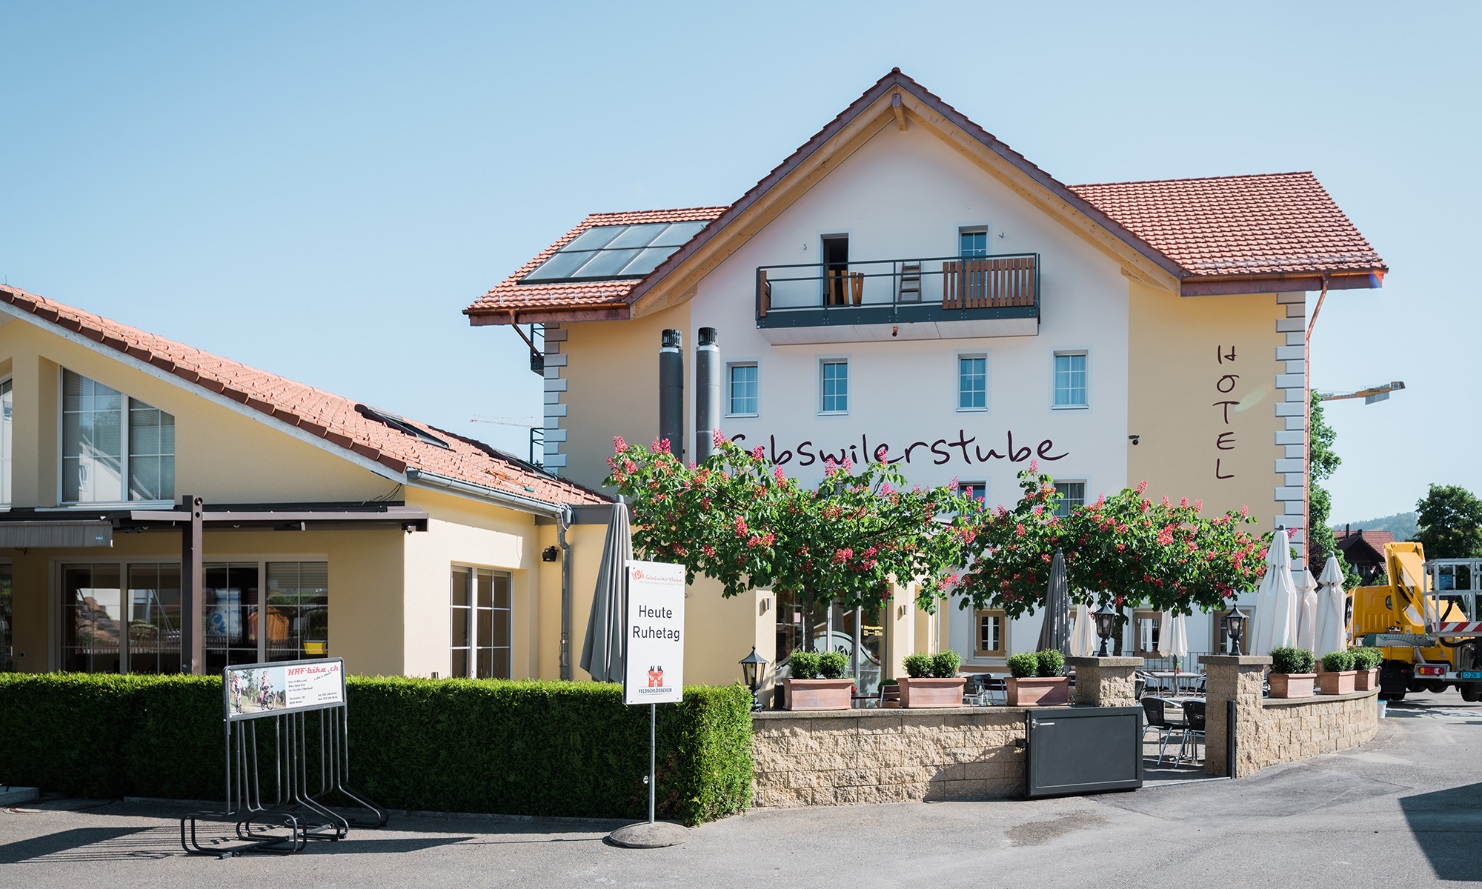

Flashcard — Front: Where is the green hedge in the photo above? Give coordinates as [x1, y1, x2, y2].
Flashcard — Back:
[0, 673, 752, 826]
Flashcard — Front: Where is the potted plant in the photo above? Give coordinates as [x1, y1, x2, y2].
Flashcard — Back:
[1269, 646, 1317, 698]
[898, 650, 966, 708]
[1350, 646, 1383, 691]
[1006, 650, 1069, 706]
[1317, 650, 1359, 695]
[782, 650, 854, 710]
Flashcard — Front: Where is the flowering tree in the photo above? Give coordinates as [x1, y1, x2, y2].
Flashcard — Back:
[954, 463, 1267, 619]
[606, 434, 980, 615]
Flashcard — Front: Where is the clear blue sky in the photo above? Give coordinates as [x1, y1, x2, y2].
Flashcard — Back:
[3, 1, 1476, 523]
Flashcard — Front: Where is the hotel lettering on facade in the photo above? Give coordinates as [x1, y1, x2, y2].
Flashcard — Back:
[467, 70, 1386, 691]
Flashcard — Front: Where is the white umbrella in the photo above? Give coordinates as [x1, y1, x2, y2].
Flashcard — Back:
[1294, 568, 1319, 652]
[1314, 555, 1349, 658]
[1248, 529, 1298, 656]
[1159, 611, 1189, 661]
[1071, 603, 1097, 657]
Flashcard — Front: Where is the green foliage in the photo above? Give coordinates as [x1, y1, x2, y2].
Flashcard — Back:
[607, 435, 980, 614]
[1414, 484, 1482, 559]
[931, 650, 962, 678]
[0, 674, 752, 826]
[1035, 649, 1065, 677]
[902, 653, 934, 679]
[1006, 652, 1039, 678]
[1321, 650, 1356, 672]
[1270, 647, 1315, 675]
[1305, 395, 1360, 585]
[787, 651, 822, 680]
[1350, 647, 1384, 670]
[957, 464, 1266, 619]
[816, 651, 849, 680]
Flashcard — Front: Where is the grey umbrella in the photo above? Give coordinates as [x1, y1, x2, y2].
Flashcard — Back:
[1036, 549, 1072, 656]
[579, 500, 632, 682]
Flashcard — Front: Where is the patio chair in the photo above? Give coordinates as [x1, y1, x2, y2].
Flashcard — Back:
[1141, 696, 1184, 766]
[1177, 700, 1207, 765]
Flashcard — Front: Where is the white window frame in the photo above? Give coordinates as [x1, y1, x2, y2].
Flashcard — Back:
[974, 608, 1008, 659]
[1051, 350, 1089, 410]
[58, 368, 175, 507]
[726, 362, 759, 418]
[959, 480, 988, 505]
[450, 565, 513, 680]
[1053, 480, 1087, 518]
[958, 226, 989, 258]
[0, 376, 11, 507]
[956, 353, 988, 412]
[819, 358, 849, 416]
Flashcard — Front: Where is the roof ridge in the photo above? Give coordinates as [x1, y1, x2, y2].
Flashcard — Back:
[1069, 170, 1317, 190]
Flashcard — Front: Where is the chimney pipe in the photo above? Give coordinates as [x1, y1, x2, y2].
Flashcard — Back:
[695, 327, 720, 462]
[659, 329, 684, 462]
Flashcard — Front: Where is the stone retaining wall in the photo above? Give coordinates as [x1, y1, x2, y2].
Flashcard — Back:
[1241, 690, 1379, 774]
[751, 708, 1026, 807]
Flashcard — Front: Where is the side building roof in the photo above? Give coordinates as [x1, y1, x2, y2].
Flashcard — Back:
[0, 284, 608, 510]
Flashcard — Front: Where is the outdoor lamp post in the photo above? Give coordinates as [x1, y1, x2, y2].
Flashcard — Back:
[1221, 606, 1248, 655]
[739, 646, 767, 711]
[1094, 601, 1118, 657]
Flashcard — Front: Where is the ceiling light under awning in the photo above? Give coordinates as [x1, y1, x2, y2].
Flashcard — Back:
[0, 520, 114, 548]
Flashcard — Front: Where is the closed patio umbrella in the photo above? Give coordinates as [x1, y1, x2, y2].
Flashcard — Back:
[579, 501, 632, 682]
[1158, 611, 1189, 662]
[1070, 603, 1097, 658]
[1036, 550, 1071, 657]
[1314, 555, 1349, 658]
[1248, 529, 1298, 656]
[1294, 567, 1319, 652]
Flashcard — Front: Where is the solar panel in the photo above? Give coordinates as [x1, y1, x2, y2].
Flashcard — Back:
[521, 221, 708, 283]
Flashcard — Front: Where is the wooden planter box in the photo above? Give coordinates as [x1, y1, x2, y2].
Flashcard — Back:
[1269, 672, 1316, 698]
[1006, 676, 1069, 707]
[897, 676, 966, 708]
[1354, 668, 1380, 692]
[782, 678, 853, 711]
[1317, 670, 1358, 695]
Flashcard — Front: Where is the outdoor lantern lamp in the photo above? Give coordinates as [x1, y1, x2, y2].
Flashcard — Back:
[739, 646, 767, 711]
[1222, 606, 1248, 655]
[1093, 601, 1118, 657]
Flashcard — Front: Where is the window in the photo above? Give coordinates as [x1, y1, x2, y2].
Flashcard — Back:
[959, 480, 988, 504]
[727, 363, 758, 416]
[820, 360, 848, 414]
[1052, 352, 1088, 408]
[1054, 481, 1086, 518]
[957, 355, 987, 411]
[62, 369, 175, 503]
[0, 378, 11, 505]
[975, 609, 1008, 658]
[1133, 609, 1161, 658]
[452, 567, 512, 679]
[959, 228, 988, 258]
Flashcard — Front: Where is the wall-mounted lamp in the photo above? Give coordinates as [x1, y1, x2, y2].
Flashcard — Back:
[1128, 435, 1140, 446]
[541, 546, 560, 562]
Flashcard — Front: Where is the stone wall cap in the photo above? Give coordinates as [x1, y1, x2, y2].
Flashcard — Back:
[1202, 655, 1273, 666]
[1261, 688, 1379, 708]
[1066, 656, 1143, 667]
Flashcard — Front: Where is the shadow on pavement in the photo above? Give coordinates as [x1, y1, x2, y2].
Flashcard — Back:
[1398, 782, 1482, 883]
[0, 827, 166, 864]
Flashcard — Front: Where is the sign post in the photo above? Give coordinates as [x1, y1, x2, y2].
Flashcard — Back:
[623, 559, 685, 826]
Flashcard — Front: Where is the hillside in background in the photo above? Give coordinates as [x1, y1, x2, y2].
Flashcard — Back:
[1333, 511, 1417, 541]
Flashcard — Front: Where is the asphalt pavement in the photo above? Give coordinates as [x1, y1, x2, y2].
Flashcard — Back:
[2, 690, 1477, 888]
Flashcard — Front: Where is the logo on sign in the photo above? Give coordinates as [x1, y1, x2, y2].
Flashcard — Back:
[648, 665, 664, 688]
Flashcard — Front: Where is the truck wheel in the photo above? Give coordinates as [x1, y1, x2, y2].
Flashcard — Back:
[1407, 681, 1427, 693]
[1381, 689, 1407, 702]
[1461, 686, 1481, 703]
[1426, 680, 1449, 694]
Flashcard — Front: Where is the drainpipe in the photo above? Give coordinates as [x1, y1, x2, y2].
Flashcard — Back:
[1302, 274, 1330, 573]
[558, 505, 573, 680]
[659, 329, 685, 461]
[695, 327, 720, 461]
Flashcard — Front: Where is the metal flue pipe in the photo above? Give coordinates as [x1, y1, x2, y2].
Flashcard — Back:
[659, 329, 684, 462]
[695, 327, 720, 462]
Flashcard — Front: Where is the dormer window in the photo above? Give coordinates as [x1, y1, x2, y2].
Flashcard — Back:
[62, 370, 175, 504]
[355, 404, 452, 449]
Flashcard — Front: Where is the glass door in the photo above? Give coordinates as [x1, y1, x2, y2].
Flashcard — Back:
[127, 564, 182, 674]
[62, 564, 123, 672]
[0, 564, 11, 671]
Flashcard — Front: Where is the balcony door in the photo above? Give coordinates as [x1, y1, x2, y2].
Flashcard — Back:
[821, 234, 849, 305]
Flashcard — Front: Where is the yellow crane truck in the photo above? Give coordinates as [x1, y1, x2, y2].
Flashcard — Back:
[1351, 542, 1482, 702]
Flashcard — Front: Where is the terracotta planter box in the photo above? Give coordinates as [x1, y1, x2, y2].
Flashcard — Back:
[1355, 667, 1380, 692]
[898, 676, 966, 708]
[782, 678, 854, 710]
[1317, 670, 1358, 695]
[1269, 672, 1316, 698]
[1006, 676, 1069, 707]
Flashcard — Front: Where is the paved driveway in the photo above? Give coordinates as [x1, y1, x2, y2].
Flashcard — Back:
[2, 690, 1477, 888]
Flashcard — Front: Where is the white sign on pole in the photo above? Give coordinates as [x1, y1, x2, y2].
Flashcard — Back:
[624, 559, 685, 705]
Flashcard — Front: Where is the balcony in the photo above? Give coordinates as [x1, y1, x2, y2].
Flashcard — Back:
[755, 253, 1039, 345]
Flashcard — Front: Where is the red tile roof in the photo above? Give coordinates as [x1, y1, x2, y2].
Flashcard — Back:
[469, 71, 1384, 320]
[465, 207, 726, 318]
[0, 284, 608, 509]
[1068, 172, 1387, 279]
[1336, 528, 1397, 550]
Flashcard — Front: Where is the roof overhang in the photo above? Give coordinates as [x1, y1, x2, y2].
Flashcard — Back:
[466, 304, 631, 327]
[0, 504, 430, 543]
[1179, 270, 1385, 297]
